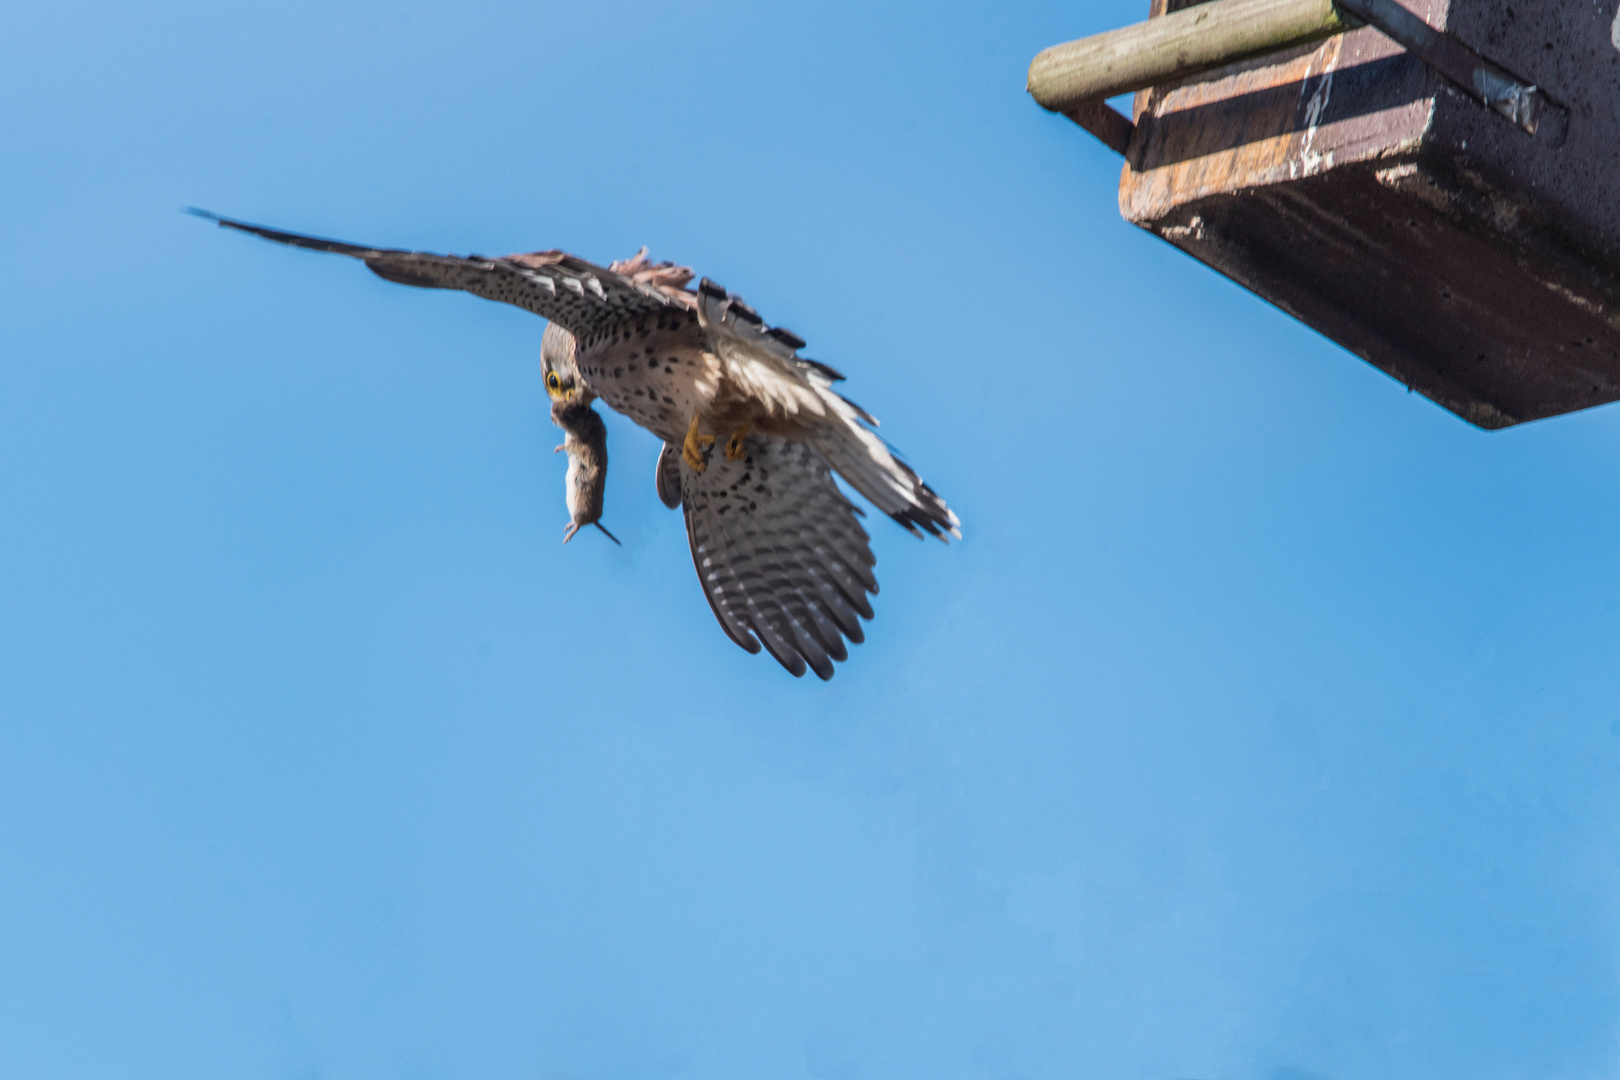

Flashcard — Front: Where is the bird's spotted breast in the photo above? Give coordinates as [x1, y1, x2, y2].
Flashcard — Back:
[578, 315, 711, 445]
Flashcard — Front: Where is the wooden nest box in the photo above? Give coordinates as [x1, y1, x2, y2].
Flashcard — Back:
[1030, 0, 1620, 428]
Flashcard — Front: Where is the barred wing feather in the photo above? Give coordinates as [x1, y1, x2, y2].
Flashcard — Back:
[681, 435, 877, 680]
[191, 210, 691, 339]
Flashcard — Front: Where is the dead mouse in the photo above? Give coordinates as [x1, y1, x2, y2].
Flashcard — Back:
[551, 396, 620, 545]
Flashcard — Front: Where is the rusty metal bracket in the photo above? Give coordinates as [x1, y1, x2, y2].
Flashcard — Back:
[1333, 0, 1569, 141]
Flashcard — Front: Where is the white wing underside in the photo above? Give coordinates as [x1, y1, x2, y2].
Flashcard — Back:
[696, 279, 960, 541]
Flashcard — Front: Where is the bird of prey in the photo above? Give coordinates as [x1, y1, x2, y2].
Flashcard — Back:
[195, 211, 960, 679]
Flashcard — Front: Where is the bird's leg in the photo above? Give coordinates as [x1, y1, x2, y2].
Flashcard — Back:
[682, 410, 714, 473]
[725, 422, 752, 462]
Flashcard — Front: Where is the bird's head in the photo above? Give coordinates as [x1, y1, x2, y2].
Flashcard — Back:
[540, 322, 590, 403]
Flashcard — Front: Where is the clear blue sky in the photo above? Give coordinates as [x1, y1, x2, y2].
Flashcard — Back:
[3, 1, 1618, 1077]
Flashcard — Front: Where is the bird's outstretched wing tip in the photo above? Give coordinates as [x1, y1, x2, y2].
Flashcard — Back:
[199, 213, 683, 335]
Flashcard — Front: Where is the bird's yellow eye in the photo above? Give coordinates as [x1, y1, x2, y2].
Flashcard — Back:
[546, 371, 562, 395]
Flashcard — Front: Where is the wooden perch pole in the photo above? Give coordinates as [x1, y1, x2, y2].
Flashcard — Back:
[1027, 0, 1356, 112]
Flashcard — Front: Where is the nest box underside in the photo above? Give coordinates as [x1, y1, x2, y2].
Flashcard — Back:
[1120, 0, 1620, 428]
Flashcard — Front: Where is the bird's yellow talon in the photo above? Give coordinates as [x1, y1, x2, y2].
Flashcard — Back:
[725, 424, 751, 461]
[683, 411, 713, 473]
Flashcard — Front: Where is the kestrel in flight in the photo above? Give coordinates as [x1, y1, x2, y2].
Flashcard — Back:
[195, 211, 960, 679]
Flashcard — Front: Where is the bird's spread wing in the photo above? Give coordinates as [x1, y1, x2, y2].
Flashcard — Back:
[696, 278, 960, 541]
[681, 435, 877, 680]
[191, 210, 693, 339]
[696, 277, 843, 420]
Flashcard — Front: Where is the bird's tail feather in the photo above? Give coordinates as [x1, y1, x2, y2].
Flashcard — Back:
[693, 274, 958, 542]
[812, 395, 959, 541]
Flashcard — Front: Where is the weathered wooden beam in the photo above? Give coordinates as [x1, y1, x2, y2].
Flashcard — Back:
[1085, 0, 1620, 429]
[1060, 100, 1135, 154]
[1027, 0, 1356, 113]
